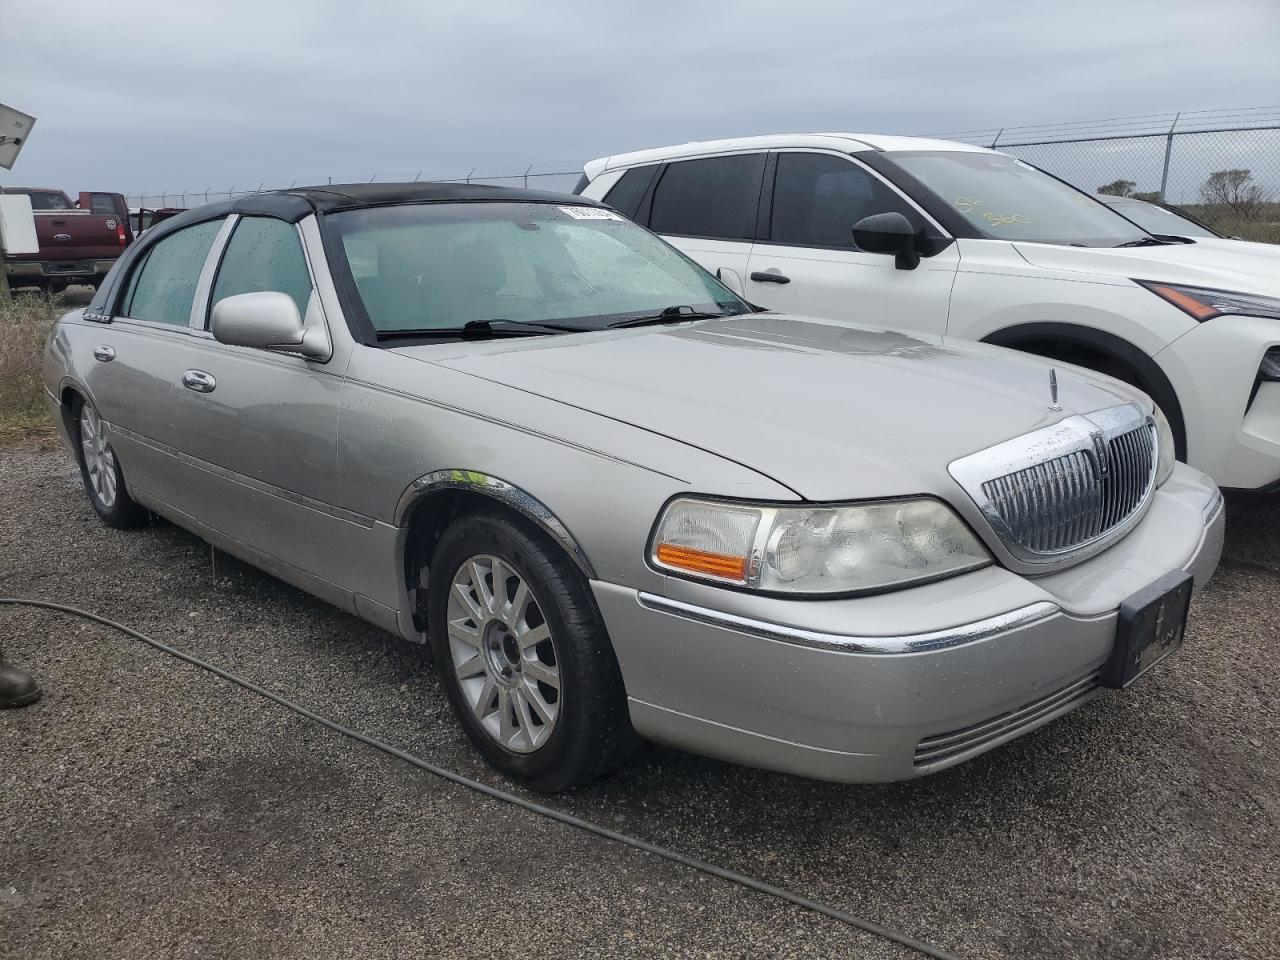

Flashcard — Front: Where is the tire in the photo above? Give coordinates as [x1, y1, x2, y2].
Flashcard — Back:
[72, 395, 146, 529]
[427, 511, 637, 791]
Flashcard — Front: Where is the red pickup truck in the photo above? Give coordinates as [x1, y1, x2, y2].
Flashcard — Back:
[1, 187, 133, 292]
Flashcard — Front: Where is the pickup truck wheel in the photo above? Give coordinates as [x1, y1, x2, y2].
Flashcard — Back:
[73, 397, 146, 529]
[427, 511, 637, 792]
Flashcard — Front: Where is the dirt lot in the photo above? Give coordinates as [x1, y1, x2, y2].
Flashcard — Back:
[1, 447, 1277, 959]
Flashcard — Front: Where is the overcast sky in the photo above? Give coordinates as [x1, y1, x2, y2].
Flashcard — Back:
[4, 0, 1279, 199]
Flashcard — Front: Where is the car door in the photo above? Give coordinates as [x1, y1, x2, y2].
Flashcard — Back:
[643, 153, 766, 297]
[744, 151, 959, 337]
[82, 217, 227, 512]
[163, 214, 349, 581]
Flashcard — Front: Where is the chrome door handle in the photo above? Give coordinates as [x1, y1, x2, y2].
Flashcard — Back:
[93, 345, 116, 362]
[181, 369, 216, 393]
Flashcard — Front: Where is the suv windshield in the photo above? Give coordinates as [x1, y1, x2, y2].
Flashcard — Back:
[328, 201, 749, 335]
[886, 151, 1150, 247]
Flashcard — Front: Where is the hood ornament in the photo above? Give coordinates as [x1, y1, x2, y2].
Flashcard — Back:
[1048, 368, 1062, 411]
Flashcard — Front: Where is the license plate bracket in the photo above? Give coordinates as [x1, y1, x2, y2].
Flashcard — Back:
[1102, 571, 1193, 689]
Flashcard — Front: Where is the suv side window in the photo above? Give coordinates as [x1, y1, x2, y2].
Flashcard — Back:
[649, 154, 765, 240]
[770, 152, 923, 249]
[211, 217, 313, 319]
[602, 165, 660, 220]
[120, 219, 223, 326]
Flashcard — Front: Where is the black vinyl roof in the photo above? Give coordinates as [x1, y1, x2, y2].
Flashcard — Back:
[87, 181, 600, 318]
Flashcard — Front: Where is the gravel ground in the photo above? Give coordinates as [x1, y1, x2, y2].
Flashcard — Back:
[1, 447, 1277, 959]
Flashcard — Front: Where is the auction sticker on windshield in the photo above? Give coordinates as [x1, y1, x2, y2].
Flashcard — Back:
[559, 206, 623, 220]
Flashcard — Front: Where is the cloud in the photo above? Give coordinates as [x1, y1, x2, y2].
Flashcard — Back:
[4, 0, 1278, 198]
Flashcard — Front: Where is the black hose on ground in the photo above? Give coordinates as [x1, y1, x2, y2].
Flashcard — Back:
[1, 596, 964, 960]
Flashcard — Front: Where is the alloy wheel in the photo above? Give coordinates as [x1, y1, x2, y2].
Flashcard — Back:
[446, 554, 561, 753]
[79, 403, 118, 509]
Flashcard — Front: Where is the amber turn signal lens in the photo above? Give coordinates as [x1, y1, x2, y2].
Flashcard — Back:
[654, 543, 748, 581]
[1146, 283, 1220, 321]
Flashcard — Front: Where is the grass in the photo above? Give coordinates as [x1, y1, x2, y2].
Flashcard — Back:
[1177, 201, 1280, 244]
[0, 292, 61, 449]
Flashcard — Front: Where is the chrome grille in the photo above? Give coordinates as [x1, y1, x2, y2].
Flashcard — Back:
[949, 404, 1159, 567]
[980, 423, 1155, 555]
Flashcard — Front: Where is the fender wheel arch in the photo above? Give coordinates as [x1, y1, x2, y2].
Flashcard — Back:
[981, 322, 1187, 461]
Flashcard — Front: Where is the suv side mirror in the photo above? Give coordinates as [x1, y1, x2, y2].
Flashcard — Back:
[852, 212, 922, 270]
[211, 291, 329, 359]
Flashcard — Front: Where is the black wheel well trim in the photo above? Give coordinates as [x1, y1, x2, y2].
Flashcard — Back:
[397, 469, 596, 579]
[58, 381, 86, 434]
[980, 322, 1187, 458]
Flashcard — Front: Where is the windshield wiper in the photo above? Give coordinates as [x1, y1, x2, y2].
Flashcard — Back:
[608, 305, 732, 329]
[1114, 236, 1172, 248]
[375, 319, 590, 342]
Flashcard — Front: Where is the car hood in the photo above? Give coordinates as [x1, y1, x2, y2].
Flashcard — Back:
[1013, 238, 1280, 298]
[398, 314, 1141, 502]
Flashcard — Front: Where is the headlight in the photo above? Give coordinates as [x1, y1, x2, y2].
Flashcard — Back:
[1137, 280, 1280, 322]
[1153, 404, 1176, 486]
[649, 496, 991, 595]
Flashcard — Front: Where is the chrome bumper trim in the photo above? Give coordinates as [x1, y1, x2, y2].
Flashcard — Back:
[635, 593, 1061, 655]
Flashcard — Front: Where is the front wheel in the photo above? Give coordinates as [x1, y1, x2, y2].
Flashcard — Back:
[427, 512, 637, 791]
[73, 397, 146, 528]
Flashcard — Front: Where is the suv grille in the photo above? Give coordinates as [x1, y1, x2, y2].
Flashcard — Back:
[950, 404, 1159, 567]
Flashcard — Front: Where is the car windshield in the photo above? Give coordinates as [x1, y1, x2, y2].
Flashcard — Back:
[1102, 199, 1219, 238]
[886, 151, 1150, 247]
[328, 201, 750, 335]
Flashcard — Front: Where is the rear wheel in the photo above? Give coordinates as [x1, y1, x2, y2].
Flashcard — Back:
[73, 397, 145, 528]
[427, 511, 637, 791]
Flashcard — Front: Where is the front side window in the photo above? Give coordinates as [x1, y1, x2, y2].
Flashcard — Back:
[770, 153, 922, 249]
[648, 154, 765, 240]
[328, 202, 749, 335]
[120, 219, 223, 326]
[886, 151, 1149, 247]
[211, 217, 314, 319]
[25, 190, 72, 211]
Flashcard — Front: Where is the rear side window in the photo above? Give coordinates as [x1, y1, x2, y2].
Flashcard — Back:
[211, 217, 313, 319]
[602, 165, 660, 220]
[649, 154, 765, 240]
[87, 194, 117, 215]
[770, 153, 922, 249]
[120, 219, 223, 326]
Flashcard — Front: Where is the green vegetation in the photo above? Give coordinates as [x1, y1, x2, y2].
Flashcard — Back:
[0, 293, 59, 448]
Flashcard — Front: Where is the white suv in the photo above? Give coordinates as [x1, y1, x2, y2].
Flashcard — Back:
[575, 134, 1280, 491]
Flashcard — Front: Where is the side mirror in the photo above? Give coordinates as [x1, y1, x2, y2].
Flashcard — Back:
[210, 291, 329, 359]
[852, 212, 922, 270]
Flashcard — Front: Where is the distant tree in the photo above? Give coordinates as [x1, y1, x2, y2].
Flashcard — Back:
[1199, 168, 1273, 219]
[1097, 179, 1138, 197]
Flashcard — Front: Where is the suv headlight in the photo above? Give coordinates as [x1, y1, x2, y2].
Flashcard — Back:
[649, 496, 991, 596]
[1153, 404, 1176, 486]
[1137, 280, 1280, 322]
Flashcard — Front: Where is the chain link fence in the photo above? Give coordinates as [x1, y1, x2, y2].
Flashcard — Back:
[938, 107, 1280, 242]
[127, 107, 1280, 243]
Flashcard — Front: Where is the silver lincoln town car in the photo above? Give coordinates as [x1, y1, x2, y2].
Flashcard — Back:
[44, 183, 1225, 791]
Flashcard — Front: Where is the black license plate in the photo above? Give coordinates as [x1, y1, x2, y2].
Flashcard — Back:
[1102, 571, 1193, 689]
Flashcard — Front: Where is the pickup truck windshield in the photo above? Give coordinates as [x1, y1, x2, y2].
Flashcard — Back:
[886, 151, 1150, 247]
[329, 201, 749, 334]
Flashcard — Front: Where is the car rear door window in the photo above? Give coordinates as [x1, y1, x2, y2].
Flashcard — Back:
[602, 165, 660, 220]
[211, 216, 314, 320]
[120, 219, 223, 326]
[770, 152, 922, 249]
[649, 154, 765, 240]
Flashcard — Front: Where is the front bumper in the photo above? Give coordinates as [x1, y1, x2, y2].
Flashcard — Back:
[593, 464, 1224, 783]
[1156, 314, 1280, 490]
